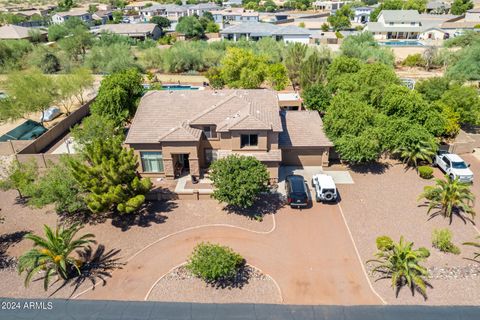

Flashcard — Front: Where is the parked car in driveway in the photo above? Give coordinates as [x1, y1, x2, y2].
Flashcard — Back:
[433, 151, 474, 183]
[285, 175, 309, 208]
[39, 107, 61, 123]
[312, 174, 338, 202]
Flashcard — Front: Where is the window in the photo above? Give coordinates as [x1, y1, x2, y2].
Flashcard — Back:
[205, 149, 218, 165]
[241, 134, 258, 147]
[202, 126, 217, 139]
[410, 22, 416, 26]
[140, 152, 163, 172]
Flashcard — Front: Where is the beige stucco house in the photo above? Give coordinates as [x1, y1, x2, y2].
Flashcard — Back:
[125, 89, 332, 182]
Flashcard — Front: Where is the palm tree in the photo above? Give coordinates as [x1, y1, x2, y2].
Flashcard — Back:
[394, 141, 437, 168]
[368, 236, 430, 299]
[18, 224, 95, 290]
[418, 175, 475, 224]
[463, 236, 480, 262]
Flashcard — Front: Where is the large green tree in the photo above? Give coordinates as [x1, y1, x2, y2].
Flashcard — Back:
[210, 155, 269, 208]
[18, 224, 95, 290]
[446, 43, 480, 81]
[68, 135, 152, 214]
[301, 84, 331, 113]
[175, 16, 205, 39]
[299, 50, 331, 88]
[150, 16, 171, 29]
[219, 48, 268, 89]
[440, 85, 480, 125]
[0, 160, 37, 200]
[327, 5, 353, 31]
[283, 43, 308, 89]
[450, 0, 473, 15]
[90, 68, 143, 125]
[340, 32, 395, 66]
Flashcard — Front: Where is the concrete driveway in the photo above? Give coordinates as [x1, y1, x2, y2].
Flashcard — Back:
[78, 202, 381, 305]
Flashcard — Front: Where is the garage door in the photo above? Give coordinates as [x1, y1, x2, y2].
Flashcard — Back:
[282, 148, 324, 166]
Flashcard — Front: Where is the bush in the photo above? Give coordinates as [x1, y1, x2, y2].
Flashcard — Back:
[402, 53, 426, 67]
[432, 229, 461, 254]
[186, 242, 244, 282]
[418, 166, 433, 179]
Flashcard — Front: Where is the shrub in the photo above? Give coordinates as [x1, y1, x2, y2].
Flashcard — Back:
[402, 53, 426, 67]
[432, 229, 460, 254]
[418, 166, 434, 179]
[186, 242, 244, 282]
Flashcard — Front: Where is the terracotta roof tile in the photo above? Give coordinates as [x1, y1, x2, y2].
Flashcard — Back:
[279, 111, 333, 147]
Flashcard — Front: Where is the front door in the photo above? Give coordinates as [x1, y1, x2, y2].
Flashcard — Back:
[178, 154, 190, 170]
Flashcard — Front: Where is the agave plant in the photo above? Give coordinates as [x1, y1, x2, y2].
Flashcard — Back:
[463, 236, 480, 262]
[368, 236, 430, 298]
[394, 141, 437, 168]
[418, 175, 475, 224]
[18, 224, 95, 290]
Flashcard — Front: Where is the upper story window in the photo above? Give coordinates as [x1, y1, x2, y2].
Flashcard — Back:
[410, 22, 416, 25]
[389, 22, 394, 25]
[202, 126, 217, 139]
[241, 134, 258, 148]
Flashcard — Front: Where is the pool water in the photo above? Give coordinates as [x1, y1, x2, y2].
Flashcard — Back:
[379, 41, 424, 47]
[143, 84, 200, 90]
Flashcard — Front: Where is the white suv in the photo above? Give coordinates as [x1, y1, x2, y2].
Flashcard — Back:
[434, 151, 474, 183]
[312, 174, 338, 202]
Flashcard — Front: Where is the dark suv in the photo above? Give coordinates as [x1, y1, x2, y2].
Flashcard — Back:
[285, 175, 309, 208]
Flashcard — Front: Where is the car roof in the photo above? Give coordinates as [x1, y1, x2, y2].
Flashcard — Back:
[286, 174, 304, 181]
[313, 174, 336, 188]
[444, 154, 465, 162]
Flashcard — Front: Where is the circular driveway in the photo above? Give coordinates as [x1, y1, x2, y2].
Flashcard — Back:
[76, 202, 382, 305]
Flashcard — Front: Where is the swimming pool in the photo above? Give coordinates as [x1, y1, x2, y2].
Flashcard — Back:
[143, 84, 200, 90]
[379, 41, 424, 47]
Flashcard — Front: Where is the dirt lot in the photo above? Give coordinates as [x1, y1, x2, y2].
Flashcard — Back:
[336, 159, 480, 305]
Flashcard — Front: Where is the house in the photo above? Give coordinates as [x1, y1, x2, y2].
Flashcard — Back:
[220, 22, 312, 43]
[312, 0, 347, 12]
[92, 10, 113, 24]
[0, 24, 47, 41]
[124, 90, 332, 182]
[440, 9, 480, 34]
[311, 31, 339, 44]
[353, 7, 374, 24]
[94, 23, 162, 40]
[212, 8, 259, 28]
[364, 10, 455, 40]
[51, 9, 92, 24]
[426, 1, 451, 14]
[187, 2, 221, 16]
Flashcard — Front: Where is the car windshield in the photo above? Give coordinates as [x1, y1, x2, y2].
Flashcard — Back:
[452, 161, 468, 169]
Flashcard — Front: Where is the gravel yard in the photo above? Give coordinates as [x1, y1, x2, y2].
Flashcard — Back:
[0, 191, 275, 299]
[147, 265, 281, 304]
[336, 160, 480, 305]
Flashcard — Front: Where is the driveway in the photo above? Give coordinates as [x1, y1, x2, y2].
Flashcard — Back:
[77, 202, 381, 305]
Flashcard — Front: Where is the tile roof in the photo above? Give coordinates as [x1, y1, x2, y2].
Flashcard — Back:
[96, 23, 158, 35]
[220, 22, 312, 36]
[0, 24, 46, 39]
[125, 90, 282, 144]
[279, 111, 333, 147]
[379, 10, 421, 22]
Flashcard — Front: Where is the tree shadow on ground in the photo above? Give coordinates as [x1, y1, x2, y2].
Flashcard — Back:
[0, 230, 30, 269]
[348, 161, 392, 175]
[222, 193, 285, 220]
[110, 200, 177, 231]
[47, 244, 124, 298]
[418, 202, 476, 225]
[207, 263, 251, 290]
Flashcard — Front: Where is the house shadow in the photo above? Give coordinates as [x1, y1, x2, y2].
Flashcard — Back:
[348, 161, 391, 175]
[222, 193, 285, 219]
[0, 230, 30, 269]
[110, 201, 177, 231]
[47, 244, 124, 298]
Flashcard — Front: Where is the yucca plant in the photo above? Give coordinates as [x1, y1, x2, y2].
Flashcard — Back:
[418, 175, 475, 224]
[368, 236, 430, 298]
[463, 236, 480, 262]
[18, 224, 95, 290]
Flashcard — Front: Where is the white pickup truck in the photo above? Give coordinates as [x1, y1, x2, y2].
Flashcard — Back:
[311, 174, 338, 202]
[433, 151, 474, 183]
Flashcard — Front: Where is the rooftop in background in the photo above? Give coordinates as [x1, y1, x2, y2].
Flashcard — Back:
[279, 111, 333, 148]
[220, 22, 312, 36]
[0, 24, 46, 39]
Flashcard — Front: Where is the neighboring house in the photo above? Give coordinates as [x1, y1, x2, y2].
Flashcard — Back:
[220, 22, 312, 43]
[124, 90, 332, 182]
[441, 9, 480, 34]
[51, 9, 92, 24]
[0, 24, 47, 41]
[223, 0, 243, 6]
[426, 1, 451, 14]
[212, 8, 259, 28]
[311, 31, 340, 44]
[92, 10, 113, 24]
[312, 0, 347, 12]
[94, 23, 162, 40]
[187, 2, 221, 16]
[365, 10, 454, 40]
[139, 4, 166, 20]
[353, 7, 374, 24]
